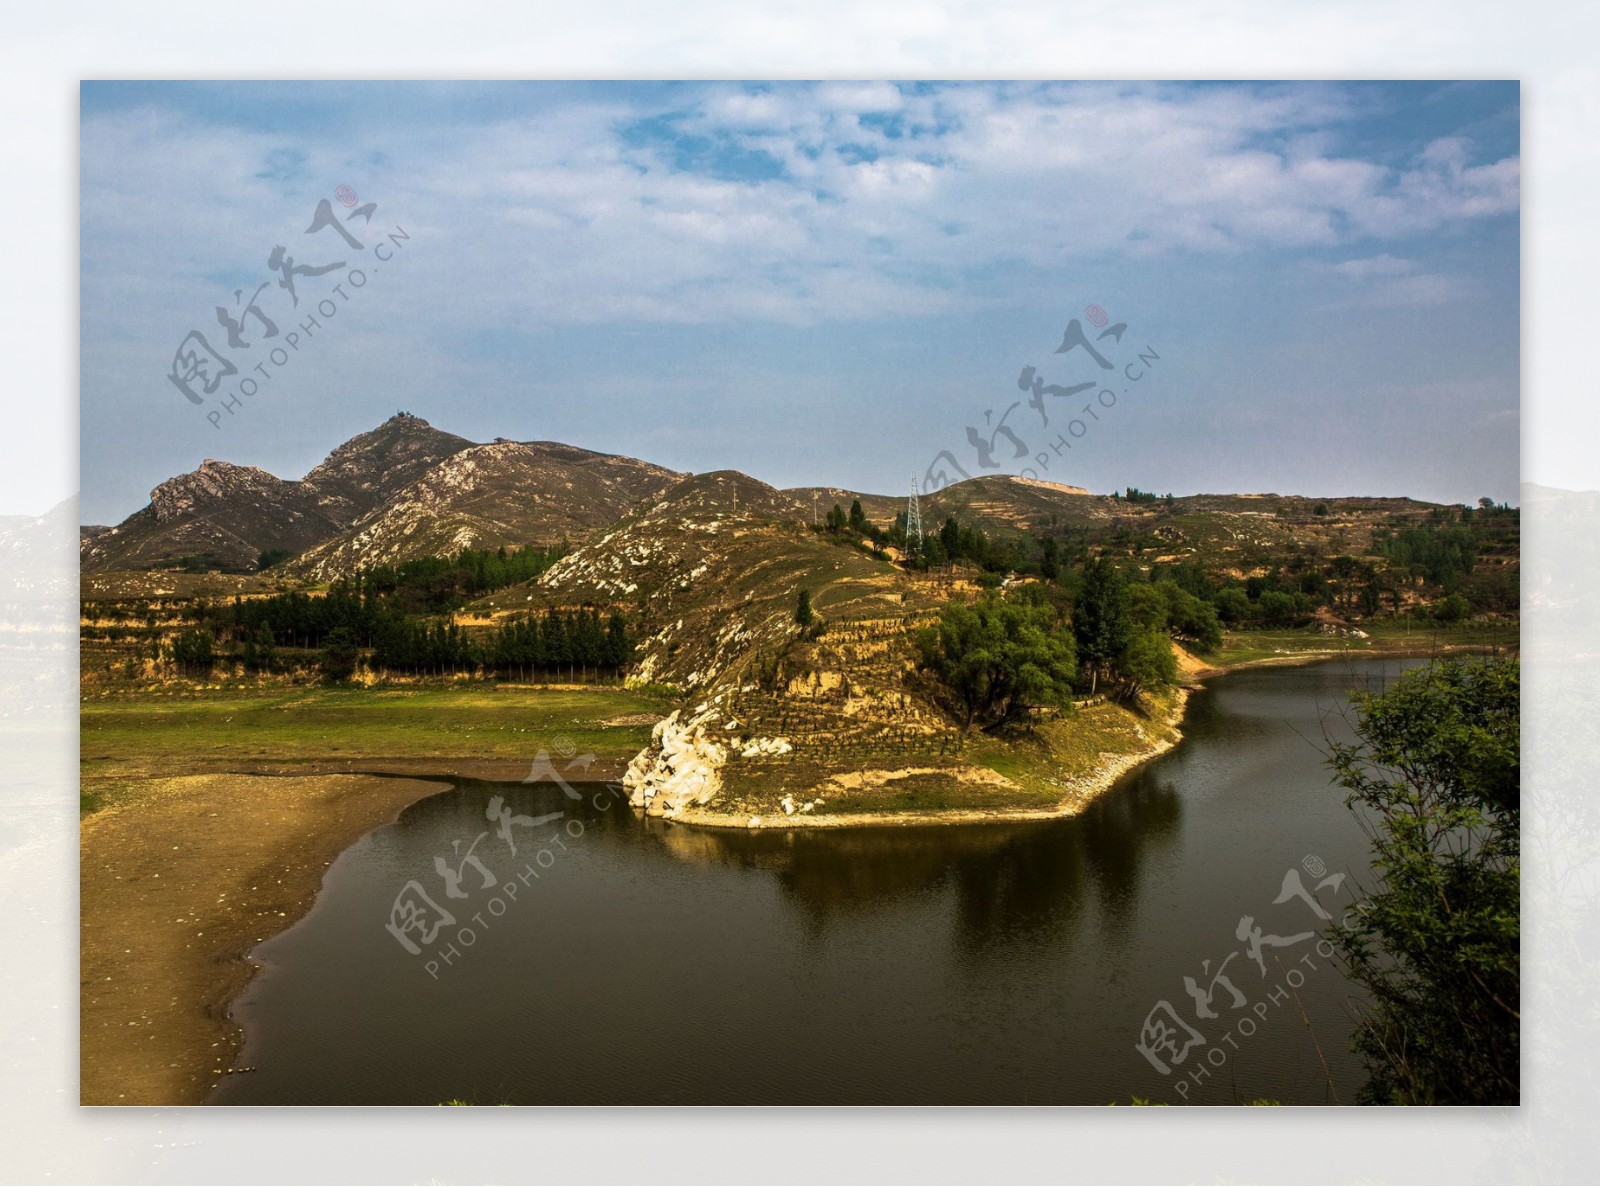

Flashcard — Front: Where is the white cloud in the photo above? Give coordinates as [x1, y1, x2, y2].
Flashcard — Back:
[80, 82, 1520, 339]
[1322, 253, 1475, 308]
[1332, 253, 1415, 279]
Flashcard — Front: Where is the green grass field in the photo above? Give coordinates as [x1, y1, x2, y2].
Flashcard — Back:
[80, 683, 669, 783]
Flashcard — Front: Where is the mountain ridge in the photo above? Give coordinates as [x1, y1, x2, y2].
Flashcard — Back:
[82, 412, 1473, 584]
[81, 414, 681, 576]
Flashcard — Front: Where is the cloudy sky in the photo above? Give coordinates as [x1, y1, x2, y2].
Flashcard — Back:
[80, 80, 1519, 525]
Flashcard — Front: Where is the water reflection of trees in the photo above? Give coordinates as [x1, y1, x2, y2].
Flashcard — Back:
[633, 772, 1183, 953]
[397, 757, 1187, 959]
[945, 773, 1183, 955]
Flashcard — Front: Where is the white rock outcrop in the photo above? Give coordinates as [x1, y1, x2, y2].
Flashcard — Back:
[738, 736, 792, 758]
[622, 709, 728, 818]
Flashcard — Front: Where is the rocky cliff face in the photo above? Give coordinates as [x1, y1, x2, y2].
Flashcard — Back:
[83, 415, 473, 574]
[82, 410, 1460, 587]
[534, 471, 833, 687]
[291, 440, 681, 580]
[146, 460, 305, 523]
[82, 460, 346, 573]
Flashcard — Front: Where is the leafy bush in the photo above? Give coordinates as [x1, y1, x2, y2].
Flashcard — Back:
[166, 629, 214, 674]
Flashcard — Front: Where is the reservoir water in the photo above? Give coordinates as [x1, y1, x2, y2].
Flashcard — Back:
[209, 656, 1417, 1105]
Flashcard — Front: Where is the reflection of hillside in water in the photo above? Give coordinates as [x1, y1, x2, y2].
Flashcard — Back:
[638, 770, 1182, 946]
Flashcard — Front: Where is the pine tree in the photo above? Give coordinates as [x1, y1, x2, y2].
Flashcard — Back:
[1074, 557, 1133, 694]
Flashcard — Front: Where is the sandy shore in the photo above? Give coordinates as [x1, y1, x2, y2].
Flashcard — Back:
[80, 772, 452, 1106]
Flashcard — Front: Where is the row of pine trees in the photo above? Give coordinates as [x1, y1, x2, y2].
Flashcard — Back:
[370, 607, 632, 677]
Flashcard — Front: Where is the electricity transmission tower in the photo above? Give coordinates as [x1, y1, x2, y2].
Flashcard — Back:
[906, 474, 923, 553]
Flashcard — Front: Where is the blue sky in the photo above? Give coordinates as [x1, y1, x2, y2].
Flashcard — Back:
[80, 81, 1520, 525]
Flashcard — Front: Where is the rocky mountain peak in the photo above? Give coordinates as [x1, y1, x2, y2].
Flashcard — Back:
[299, 415, 477, 523]
[148, 460, 287, 524]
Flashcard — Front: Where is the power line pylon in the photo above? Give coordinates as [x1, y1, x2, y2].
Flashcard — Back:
[906, 474, 923, 553]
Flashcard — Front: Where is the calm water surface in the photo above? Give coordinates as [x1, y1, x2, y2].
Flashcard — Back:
[210, 656, 1418, 1105]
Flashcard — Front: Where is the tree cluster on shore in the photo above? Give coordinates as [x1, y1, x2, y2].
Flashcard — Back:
[817, 498, 1518, 628]
[914, 558, 1180, 731]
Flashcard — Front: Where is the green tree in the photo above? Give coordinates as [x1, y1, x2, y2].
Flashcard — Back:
[1326, 656, 1519, 1104]
[256, 547, 293, 570]
[1212, 586, 1251, 626]
[1126, 582, 1168, 632]
[241, 625, 276, 672]
[1117, 626, 1177, 701]
[1359, 578, 1383, 617]
[1160, 583, 1223, 652]
[825, 504, 847, 534]
[795, 588, 814, 627]
[604, 611, 632, 670]
[319, 626, 361, 683]
[916, 595, 1077, 731]
[848, 499, 869, 533]
[1257, 589, 1310, 627]
[1435, 593, 1469, 623]
[167, 629, 214, 675]
[1073, 557, 1132, 694]
[1039, 536, 1062, 581]
[940, 515, 961, 559]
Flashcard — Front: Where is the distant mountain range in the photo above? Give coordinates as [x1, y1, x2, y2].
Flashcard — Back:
[81, 414, 681, 577]
[82, 412, 1449, 583]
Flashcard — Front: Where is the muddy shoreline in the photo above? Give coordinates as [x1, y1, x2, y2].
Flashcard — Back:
[80, 772, 456, 1106]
